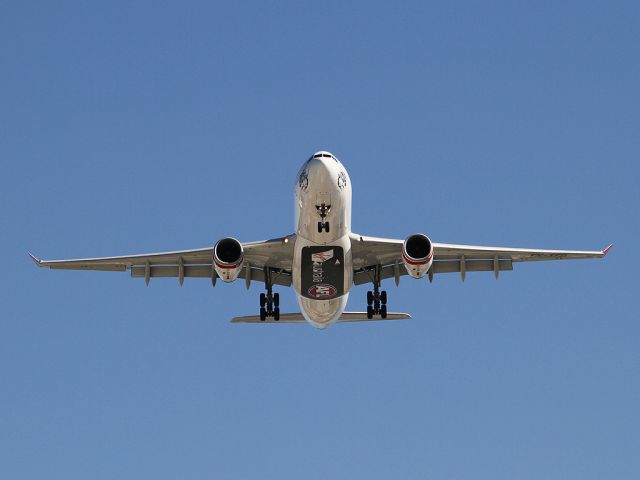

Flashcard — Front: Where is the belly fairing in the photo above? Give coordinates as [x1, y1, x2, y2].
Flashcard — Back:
[292, 234, 353, 326]
[297, 294, 349, 329]
[300, 245, 345, 299]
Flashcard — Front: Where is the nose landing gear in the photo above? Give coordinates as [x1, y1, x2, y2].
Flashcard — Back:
[316, 203, 331, 233]
[259, 268, 280, 321]
[317, 221, 330, 233]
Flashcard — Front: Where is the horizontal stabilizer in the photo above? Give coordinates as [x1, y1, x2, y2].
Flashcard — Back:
[231, 311, 412, 324]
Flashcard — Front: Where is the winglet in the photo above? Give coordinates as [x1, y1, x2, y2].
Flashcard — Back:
[601, 244, 613, 257]
[28, 252, 42, 266]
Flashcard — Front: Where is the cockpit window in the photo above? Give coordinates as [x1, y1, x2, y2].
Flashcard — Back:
[310, 152, 338, 161]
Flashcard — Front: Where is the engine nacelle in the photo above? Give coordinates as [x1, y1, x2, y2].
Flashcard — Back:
[213, 237, 244, 282]
[402, 233, 433, 279]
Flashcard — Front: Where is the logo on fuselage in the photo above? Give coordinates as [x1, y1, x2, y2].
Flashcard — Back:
[312, 249, 334, 263]
[301, 246, 344, 300]
[298, 169, 309, 191]
[337, 171, 347, 190]
[307, 283, 337, 299]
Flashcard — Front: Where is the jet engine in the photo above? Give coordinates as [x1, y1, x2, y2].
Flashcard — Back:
[402, 233, 433, 279]
[213, 237, 244, 282]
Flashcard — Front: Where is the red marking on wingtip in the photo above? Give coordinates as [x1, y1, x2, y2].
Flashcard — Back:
[602, 244, 613, 256]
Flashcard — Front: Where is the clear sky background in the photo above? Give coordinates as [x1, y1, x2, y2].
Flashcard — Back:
[1, 1, 638, 479]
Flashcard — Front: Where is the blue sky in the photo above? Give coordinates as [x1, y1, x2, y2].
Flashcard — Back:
[1, 1, 638, 478]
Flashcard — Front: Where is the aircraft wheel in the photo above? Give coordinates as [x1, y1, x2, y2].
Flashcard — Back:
[366, 305, 374, 319]
[325, 222, 330, 233]
[260, 293, 266, 307]
[273, 293, 280, 307]
[380, 291, 387, 305]
[367, 291, 373, 305]
[260, 307, 267, 321]
[274, 307, 280, 321]
[380, 305, 387, 319]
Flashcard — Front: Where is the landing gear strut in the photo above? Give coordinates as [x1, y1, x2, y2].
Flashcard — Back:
[317, 221, 330, 233]
[259, 268, 280, 321]
[366, 264, 387, 319]
[316, 203, 331, 233]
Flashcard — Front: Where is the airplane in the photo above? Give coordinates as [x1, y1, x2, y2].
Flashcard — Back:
[30, 151, 612, 329]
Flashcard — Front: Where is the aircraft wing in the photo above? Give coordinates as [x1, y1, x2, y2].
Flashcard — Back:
[29, 235, 296, 287]
[350, 233, 612, 285]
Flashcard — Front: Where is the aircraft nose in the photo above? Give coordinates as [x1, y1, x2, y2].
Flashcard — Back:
[306, 157, 330, 170]
[303, 158, 332, 182]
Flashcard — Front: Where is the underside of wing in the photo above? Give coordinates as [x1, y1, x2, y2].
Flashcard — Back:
[350, 233, 611, 284]
[28, 248, 213, 271]
[432, 242, 612, 262]
[29, 235, 296, 287]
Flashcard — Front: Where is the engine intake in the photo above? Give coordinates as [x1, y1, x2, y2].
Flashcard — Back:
[402, 233, 433, 279]
[214, 237, 244, 282]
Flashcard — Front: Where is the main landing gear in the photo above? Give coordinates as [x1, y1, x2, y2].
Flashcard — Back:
[366, 265, 387, 319]
[259, 268, 280, 321]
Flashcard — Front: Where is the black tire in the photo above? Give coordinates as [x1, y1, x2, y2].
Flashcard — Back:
[325, 222, 330, 232]
[367, 291, 373, 305]
[274, 307, 280, 321]
[318, 222, 323, 233]
[260, 293, 266, 307]
[380, 291, 387, 305]
[367, 305, 374, 319]
[273, 292, 280, 307]
[380, 305, 387, 319]
[259, 307, 266, 321]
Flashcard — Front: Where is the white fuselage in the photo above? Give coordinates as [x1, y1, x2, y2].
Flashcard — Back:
[293, 152, 353, 328]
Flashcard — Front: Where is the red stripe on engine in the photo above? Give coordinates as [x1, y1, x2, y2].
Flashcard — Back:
[402, 251, 433, 265]
[214, 259, 242, 270]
